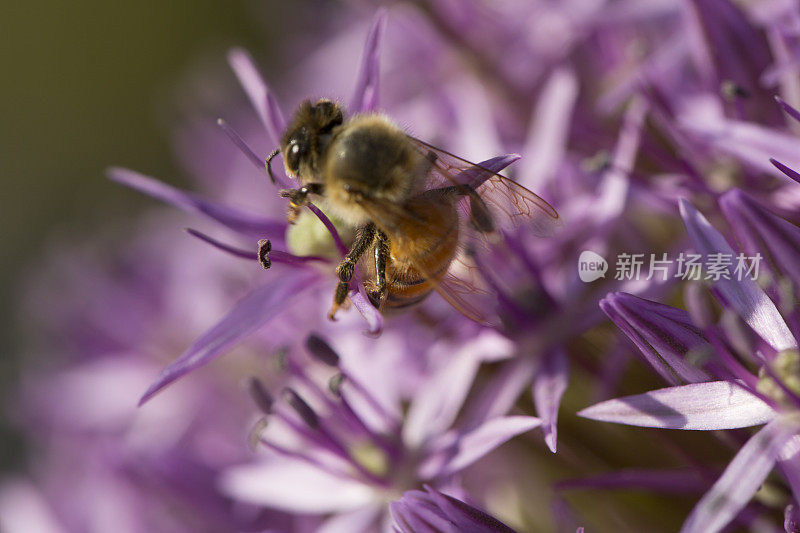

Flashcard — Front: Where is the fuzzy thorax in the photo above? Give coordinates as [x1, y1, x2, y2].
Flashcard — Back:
[320, 114, 426, 226]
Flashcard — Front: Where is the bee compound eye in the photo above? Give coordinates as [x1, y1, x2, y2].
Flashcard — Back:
[286, 142, 302, 172]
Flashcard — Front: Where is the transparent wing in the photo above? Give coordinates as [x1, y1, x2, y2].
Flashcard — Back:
[407, 136, 561, 238]
[435, 273, 493, 325]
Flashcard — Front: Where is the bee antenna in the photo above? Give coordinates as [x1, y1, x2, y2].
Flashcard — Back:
[266, 149, 280, 184]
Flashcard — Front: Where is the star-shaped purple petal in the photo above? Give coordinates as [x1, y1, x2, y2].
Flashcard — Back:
[578, 380, 775, 430]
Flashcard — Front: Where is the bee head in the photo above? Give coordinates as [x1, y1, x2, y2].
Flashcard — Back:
[282, 99, 344, 178]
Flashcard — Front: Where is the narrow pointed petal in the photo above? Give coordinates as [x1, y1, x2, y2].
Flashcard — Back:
[216, 118, 268, 170]
[777, 433, 800, 501]
[680, 199, 797, 351]
[520, 67, 579, 189]
[770, 159, 800, 185]
[227, 48, 286, 144]
[139, 273, 317, 404]
[578, 381, 775, 430]
[720, 189, 800, 289]
[425, 416, 542, 478]
[684, 0, 772, 92]
[600, 292, 711, 385]
[456, 154, 522, 189]
[533, 349, 569, 453]
[598, 30, 687, 112]
[402, 345, 483, 448]
[186, 229, 328, 266]
[462, 357, 537, 428]
[679, 117, 800, 182]
[349, 288, 383, 336]
[306, 203, 349, 256]
[776, 96, 800, 124]
[185, 228, 257, 260]
[681, 418, 793, 533]
[349, 9, 387, 113]
[595, 95, 647, 224]
[220, 457, 374, 513]
[316, 504, 382, 533]
[107, 167, 284, 237]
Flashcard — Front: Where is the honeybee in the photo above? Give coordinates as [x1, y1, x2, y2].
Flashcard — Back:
[260, 98, 560, 322]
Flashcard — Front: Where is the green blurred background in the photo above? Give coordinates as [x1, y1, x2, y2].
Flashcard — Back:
[0, 1, 304, 468]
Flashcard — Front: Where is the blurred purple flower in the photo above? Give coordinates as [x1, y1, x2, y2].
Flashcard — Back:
[465, 90, 681, 453]
[720, 187, 800, 290]
[220, 333, 538, 530]
[1, 224, 293, 532]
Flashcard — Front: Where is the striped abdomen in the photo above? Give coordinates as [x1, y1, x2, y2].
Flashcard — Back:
[368, 192, 460, 311]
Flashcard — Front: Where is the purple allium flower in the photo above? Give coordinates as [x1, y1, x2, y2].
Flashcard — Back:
[390, 485, 517, 533]
[582, 197, 800, 533]
[14, 0, 800, 531]
[220, 333, 539, 531]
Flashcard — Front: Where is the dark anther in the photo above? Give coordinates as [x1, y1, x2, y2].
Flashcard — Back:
[581, 150, 611, 174]
[283, 388, 319, 429]
[274, 346, 290, 371]
[248, 377, 274, 414]
[258, 239, 272, 269]
[305, 334, 340, 367]
[721, 80, 751, 100]
[329, 373, 345, 395]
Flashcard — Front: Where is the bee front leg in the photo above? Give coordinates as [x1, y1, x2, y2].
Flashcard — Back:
[279, 183, 325, 224]
[370, 230, 390, 308]
[328, 223, 377, 320]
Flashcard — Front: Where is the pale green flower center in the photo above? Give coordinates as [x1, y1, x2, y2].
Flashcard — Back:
[757, 350, 800, 407]
[350, 441, 390, 478]
[286, 209, 355, 260]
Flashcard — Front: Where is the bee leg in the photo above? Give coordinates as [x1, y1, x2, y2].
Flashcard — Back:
[279, 188, 309, 225]
[328, 223, 377, 320]
[431, 184, 494, 233]
[468, 192, 495, 233]
[279, 183, 325, 224]
[328, 282, 350, 321]
[369, 230, 390, 307]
